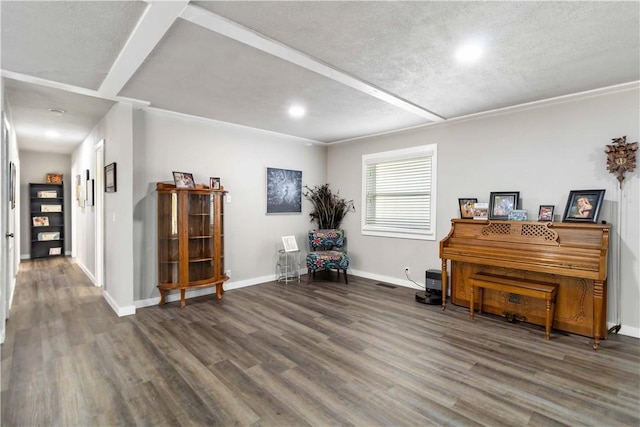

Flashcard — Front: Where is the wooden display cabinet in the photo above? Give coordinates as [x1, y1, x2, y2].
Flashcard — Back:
[156, 182, 228, 307]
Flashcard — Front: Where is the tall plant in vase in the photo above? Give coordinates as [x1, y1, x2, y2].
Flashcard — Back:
[303, 184, 355, 230]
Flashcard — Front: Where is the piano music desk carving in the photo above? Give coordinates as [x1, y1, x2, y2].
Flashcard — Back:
[440, 219, 610, 349]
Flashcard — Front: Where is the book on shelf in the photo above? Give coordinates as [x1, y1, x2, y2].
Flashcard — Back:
[41, 204, 62, 212]
[37, 190, 57, 198]
[32, 216, 49, 227]
[38, 231, 60, 241]
[49, 247, 62, 255]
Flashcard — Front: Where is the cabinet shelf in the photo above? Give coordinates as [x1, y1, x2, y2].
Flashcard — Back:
[157, 183, 227, 308]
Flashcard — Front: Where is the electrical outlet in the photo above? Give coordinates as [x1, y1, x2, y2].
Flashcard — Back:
[225, 270, 231, 278]
[404, 266, 410, 275]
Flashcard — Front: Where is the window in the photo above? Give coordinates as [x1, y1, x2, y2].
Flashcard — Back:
[362, 144, 437, 240]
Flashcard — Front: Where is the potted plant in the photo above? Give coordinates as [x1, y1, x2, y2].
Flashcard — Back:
[303, 184, 355, 229]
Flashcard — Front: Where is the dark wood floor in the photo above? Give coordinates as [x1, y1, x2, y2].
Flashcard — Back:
[2, 258, 639, 426]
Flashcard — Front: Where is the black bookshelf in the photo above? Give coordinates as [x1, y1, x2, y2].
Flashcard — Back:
[30, 183, 64, 259]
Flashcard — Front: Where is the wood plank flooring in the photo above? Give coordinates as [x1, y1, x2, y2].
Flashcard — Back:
[2, 258, 639, 426]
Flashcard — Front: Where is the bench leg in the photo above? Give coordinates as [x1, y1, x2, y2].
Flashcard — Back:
[469, 285, 474, 319]
[478, 288, 484, 314]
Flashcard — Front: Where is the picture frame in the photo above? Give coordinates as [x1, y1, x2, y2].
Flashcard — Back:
[210, 177, 221, 190]
[538, 205, 555, 222]
[9, 161, 16, 209]
[488, 191, 520, 220]
[458, 198, 478, 218]
[49, 247, 62, 255]
[33, 216, 49, 227]
[281, 235, 299, 252]
[76, 174, 82, 201]
[562, 190, 605, 223]
[173, 171, 195, 189]
[86, 179, 95, 206]
[46, 173, 63, 184]
[507, 209, 528, 221]
[266, 167, 302, 214]
[105, 163, 117, 193]
[41, 204, 62, 212]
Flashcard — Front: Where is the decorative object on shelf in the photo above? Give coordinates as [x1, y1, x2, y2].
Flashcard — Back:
[173, 171, 195, 189]
[562, 189, 605, 223]
[281, 235, 298, 252]
[210, 177, 221, 190]
[49, 247, 62, 255]
[156, 182, 228, 307]
[605, 135, 638, 189]
[38, 231, 60, 241]
[105, 162, 117, 193]
[37, 190, 57, 198]
[472, 202, 488, 220]
[46, 173, 63, 184]
[9, 161, 16, 209]
[488, 191, 520, 220]
[304, 183, 354, 229]
[33, 216, 49, 227]
[507, 209, 528, 221]
[41, 204, 62, 212]
[538, 205, 555, 222]
[458, 198, 478, 218]
[266, 167, 302, 214]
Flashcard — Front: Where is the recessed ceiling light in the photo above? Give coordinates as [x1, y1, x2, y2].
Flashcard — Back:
[48, 108, 66, 116]
[455, 43, 483, 63]
[45, 130, 60, 138]
[288, 105, 306, 119]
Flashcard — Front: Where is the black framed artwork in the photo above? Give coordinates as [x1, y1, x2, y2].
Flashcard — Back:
[488, 191, 520, 220]
[562, 190, 605, 223]
[105, 162, 117, 193]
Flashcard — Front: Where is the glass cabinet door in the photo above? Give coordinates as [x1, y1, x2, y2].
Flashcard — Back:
[158, 191, 179, 284]
[187, 192, 215, 282]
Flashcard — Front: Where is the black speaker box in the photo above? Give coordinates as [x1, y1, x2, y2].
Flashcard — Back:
[415, 269, 442, 305]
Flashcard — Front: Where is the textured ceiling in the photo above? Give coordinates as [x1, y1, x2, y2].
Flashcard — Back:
[2, 1, 639, 153]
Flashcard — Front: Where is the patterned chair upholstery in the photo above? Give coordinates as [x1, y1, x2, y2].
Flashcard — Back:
[306, 229, 349, 284]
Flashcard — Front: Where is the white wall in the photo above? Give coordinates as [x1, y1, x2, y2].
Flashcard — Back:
[327, 87, 640, 336]
[132, 109, 327, 304]
[72, 102, 135, 316]
[18, 150, 72, 257]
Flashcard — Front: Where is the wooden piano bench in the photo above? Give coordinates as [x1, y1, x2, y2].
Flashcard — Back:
[468, 272, 558, 340]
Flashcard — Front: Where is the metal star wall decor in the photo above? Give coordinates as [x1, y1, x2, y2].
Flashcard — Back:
[605, 136, 638, 189]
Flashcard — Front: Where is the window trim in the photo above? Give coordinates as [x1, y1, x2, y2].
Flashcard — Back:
[361, 144, 437, 240]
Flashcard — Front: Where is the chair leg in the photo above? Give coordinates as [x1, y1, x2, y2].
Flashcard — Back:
[343, 269, 348, 284]
[307, 268, 312, 283]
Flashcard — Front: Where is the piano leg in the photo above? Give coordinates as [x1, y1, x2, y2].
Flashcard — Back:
[441, 259, 448, 310]
[593, 280, 604, 350]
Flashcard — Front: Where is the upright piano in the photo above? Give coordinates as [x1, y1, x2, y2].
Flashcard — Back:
[439, 219, 610, 348]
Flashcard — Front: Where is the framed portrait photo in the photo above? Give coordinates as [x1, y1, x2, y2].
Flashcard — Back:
[488, 191, 520, 220]
[210, 177, 221, 190]
[173, 171, 195, 189]
[562, 190, 605, 223]
[458, 198, 478, 219]
[537, 205, 555, 222]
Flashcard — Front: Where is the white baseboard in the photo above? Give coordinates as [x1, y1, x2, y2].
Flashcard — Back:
[134, 273, 280, 308]
[608, 322, 640, 338]
[0, 329, 5, 344]
[75, 259, 96, 285]
[348, 268, 424, 290]
[103, 290, 136, 317]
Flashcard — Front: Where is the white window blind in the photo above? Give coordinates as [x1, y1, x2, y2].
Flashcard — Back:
[362, 145, 437, 240]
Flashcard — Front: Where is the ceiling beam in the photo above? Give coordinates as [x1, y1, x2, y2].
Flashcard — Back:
[99, 0, 190, 98]
[180, 4, 444, 123]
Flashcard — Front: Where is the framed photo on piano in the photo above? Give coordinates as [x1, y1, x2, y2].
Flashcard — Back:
[488, 191, 519, 220]
[562, 189, 605, 223]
